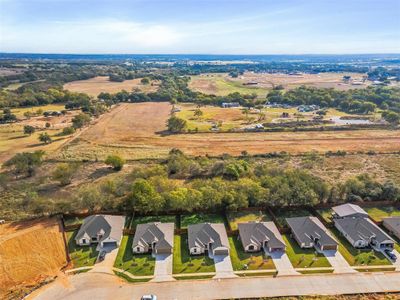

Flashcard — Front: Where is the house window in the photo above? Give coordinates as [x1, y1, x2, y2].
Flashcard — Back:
[193, 248, 197, 253]
[248, 245, 255, 251]
[82, 238, 87, 244]
[136, 247, 140, 252]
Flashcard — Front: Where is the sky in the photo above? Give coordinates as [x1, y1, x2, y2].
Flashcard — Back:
[0, 0, 399, 54]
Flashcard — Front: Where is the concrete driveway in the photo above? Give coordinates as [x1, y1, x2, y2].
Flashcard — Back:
[213, 254, 236, 278]
[266, 250, 299, 276]
[152, 253, 174, 282]
[90, 245, 119, 274]
[322, 250, 356, 273]
[383, 249, 400, 271]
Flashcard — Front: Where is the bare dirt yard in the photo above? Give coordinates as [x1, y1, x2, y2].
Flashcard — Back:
[0, 217, 68, 299]
[64, 76, 159, 97]
[189, 72, 370, 96]
[54, 102, 400, 161]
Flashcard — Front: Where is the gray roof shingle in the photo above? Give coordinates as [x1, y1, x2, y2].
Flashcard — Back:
[132, 222, 174, 252]
[332, 204, 368, 218]
[188, 223, 229, 250]
[238, 222, 285, 250]
[75, 215, 125, 243]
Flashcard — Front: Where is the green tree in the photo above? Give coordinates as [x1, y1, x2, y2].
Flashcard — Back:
[194, 108, 203, 119]
[167, 116, 187, 133]
[72, 113, 91, 129]
[105, 155, 125, 171]
[23, 125, 35, 135]
[141, 77, 150, 85]
[128, 179, 165, 213]
[52, 163, 79, 186]
[3, 150, 45, 177]
[39, 132, 52, 144]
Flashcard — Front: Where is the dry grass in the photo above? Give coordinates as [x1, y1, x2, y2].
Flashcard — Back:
[53, 102, 400, 161]
[64, 76, 158, 97]
[0, 217, 67, 299]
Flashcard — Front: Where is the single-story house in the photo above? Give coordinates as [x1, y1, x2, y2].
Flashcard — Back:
[221, 102, 240, 108]
[188, 223, 229, 256]
[286, 216, 338, 251]
[334, 217, 394, 250]
[332, 203, 368, 219]
[382, 217, 400, 240]
[132, 222, 174, 254]
[238, 221, 286, 253]
[75, 215, 125, 249]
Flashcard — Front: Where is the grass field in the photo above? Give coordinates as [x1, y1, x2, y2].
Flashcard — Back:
[114, 235, 155, 276]
[227, 210, 271, 231]
[329, 228, 391, 266]
[66, 230, 98, 268]
[317, 209, 334, 224]
[10, 104, 67, 118]
[180, 213, 226, 229]
[0, 218, 68, 299]
[64, 76, 158, 97]
[364, 206, 400, 222]
[173, 234, 215, 274]
[130, 215, 177, 229]
[273, 208, 311, 228]
[229, 236, 275, 271]
[53, 103, 400, 161]
[282, 234, 331, 268]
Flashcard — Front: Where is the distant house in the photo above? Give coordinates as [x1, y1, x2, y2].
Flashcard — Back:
[75, 215, 125, 249]
[132, 222, 174, 255]
[188, 223, 229, 256]
[286, 216, 338, 251]
[221, 102, 240, 108]
[332, 204, 369, 219]
[334, 217, 394, 250]
[383, 217, 400, 240]
[238, 222, 286, 253]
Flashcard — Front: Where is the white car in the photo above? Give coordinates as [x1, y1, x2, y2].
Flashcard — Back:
[141, 295, 157, 300]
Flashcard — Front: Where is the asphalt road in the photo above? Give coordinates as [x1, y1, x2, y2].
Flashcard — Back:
[29, 271, 400, 300]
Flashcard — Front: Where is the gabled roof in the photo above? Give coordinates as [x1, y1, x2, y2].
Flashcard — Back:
[334, 217, 394, 245]
[332, 204, 368, 218]
[132, 222, 174, 252]
[188, 223, 229, 250]
[383, 217, 400, 235]
[75, 215, 125, 243]
[238, 222, 285, 249]
[286, 216, 338, 247]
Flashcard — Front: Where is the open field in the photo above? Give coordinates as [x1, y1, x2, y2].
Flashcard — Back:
[11, 104, 67, 118]
[114, 235, 155, 276]
[173, 234, 215, 274]
[0, 217, 67, 299]
[189, 72, 372, 96]
[229, 236, 275, 271]
[64, 76, 158, 97]
[227, 210, 271, 231]
[180, 213, 226, 229]
[53, 103, 400, 161]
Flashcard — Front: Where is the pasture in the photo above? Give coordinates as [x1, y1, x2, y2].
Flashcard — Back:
[64, 76, 158, 97]
[53, 102, 400, 161]
[189, 72, 371, 96]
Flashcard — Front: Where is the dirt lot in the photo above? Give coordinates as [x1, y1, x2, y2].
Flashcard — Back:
[189, 72, 371, 96]
[0, 217, 68, 299]
[54, 102, 400, 161]
[64, 76, 159, 97]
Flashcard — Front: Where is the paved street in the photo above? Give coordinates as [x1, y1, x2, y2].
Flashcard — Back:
[322, 250, 356, 273]
[266, 250, 299, 276]
[152, 253, 174, 282]
[29, 270, 400, 300]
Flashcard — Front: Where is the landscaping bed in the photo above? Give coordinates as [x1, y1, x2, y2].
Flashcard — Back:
[229, 236, 275, 271]
[66, 230, 98, 268]
[227, 210, 271, 231]
[282, 234, 331, 268]
[113, 235, 155, 276]
[173, 234, 215, 274]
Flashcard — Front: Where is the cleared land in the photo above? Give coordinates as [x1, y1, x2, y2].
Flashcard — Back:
[54, 103, 400, 161]
[64, 76, 158, 97]
[189, 72, 371, 96]
[227, 210, 271, 231]
[0, 217, 68, 299]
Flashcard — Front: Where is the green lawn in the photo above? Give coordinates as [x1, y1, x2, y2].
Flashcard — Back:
[316, 208, 334, 224]
[364, 206, 400, 222]
[113, 271, 152, 283]
[282, 234, 331, 268]
[227, 211, 272, 231]
[130, 215, 177, 229]
[66, 231, 98, 268]
[229, 236, 275, 271]
[64, 216, 85, 226]
[273, 209, 311, 228]
[180, 213, 226, 229]
[173, 234, 215, 274]
[113, 235, 155, 276]
[329, 228, 391, 266]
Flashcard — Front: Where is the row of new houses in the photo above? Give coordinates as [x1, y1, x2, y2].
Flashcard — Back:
[73, 203, 399, 258]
